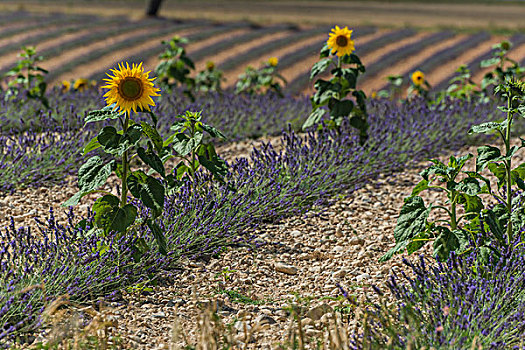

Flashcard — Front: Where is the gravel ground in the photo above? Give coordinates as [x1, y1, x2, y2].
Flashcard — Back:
[7, 134, 523, 349]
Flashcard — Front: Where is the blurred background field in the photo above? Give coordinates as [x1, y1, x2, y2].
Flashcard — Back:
[1, 0, 525, 97]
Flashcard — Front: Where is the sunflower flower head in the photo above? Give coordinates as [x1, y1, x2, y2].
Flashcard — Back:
[327, 26, 355, 57]
[268, 57, 279, 67]
[61, 80, 71, 92]
[102, 62, 160, 114]
[74, 78, 89, 92]
[206, 61, 215, 71]
[411, 71, 425, 86]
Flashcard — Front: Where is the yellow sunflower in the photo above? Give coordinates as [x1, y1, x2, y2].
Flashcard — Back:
[411, 71, 425, 86]
[61, 80, 71, 92]
[206, 61, 215, 70]
[102, 62, 160, 114]
[268, 57, 279, 67]
[327, 26, 355, 57]
[74, 78, 89, 92]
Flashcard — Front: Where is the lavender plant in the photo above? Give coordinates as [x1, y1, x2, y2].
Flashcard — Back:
[381, 79, 525, 262]
[302, 26, 369, 145]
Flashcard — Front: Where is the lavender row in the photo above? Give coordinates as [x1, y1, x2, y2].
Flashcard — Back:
[359, 31, 455, 82]
[87, 22, 248, 83]
[217, 26, 331, 72]
[286, 28, 418, 94]
[0, 97, 500, 344]
[434, 33, 525, 91]
[377, 31, 490, 92]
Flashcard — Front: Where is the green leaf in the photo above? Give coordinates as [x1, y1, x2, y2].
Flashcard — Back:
[140, 122, 163, 154]
[379, 196, 432, 262]
[468, 120, 508, 135]
[147, 219, 167, 255]
[172, 132, 203, 156]
[197, 143, 228, 180]
[411, 179, 429, 197]
[476, 145, 501, 172]
[488, 163, 507, 188]
[78, 156, 113, 193]
[302, 108, 326, 130]
[84, 104, 122, 125]
[200, 123, 227, 139]
[461, 194, 484, 213]
[92, 195, 137, 233]
[82, 136, 102, 156]
[463, 171, 492, 194]
[127, 170, 165, 217]
[456, 177, 481, 196]
[312, 79, 339, 106]
[98, 125, 142, 156]
[482, 209, 506, 242]
[330, 100, 353, 119]
[432, 226, 459, 262]
[137, 147, 165, 178]
[310, 58, 332, 80]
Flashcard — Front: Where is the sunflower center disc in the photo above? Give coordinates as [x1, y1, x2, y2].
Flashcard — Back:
[119, 78, 143, 101]
[336, 35, 348, 47]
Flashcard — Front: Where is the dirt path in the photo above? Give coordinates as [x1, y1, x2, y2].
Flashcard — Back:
[0, 23, 64, 55]
[362, 34, 469, 95]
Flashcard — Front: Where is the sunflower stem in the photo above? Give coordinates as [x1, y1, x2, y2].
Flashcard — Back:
[120, 112, 130, 207]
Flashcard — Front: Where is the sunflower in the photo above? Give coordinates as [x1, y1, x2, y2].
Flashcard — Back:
[74, 78, 89, 92]
[102, 62, 160, 114]
[268, 57, 279, 67]
[206, 61, 215, 70]
[327, 26, 355, 57]
[411, 71, 425, 86]
[61, 80, 71, 92]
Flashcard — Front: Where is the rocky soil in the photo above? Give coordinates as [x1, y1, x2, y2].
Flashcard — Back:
[6, 135, 523, 349]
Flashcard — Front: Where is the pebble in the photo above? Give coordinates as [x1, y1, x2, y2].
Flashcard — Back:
[274, 262, 298, 275]
[356, 273, 371, 283]
[349, 237, 365, 246]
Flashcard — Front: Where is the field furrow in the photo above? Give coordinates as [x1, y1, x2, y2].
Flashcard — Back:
[73, 24, 248, 84]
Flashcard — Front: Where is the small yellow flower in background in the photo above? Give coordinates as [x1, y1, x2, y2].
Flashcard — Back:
[74, 78, 89, 92]
[371, 91, 377, 99]
[411, 71, 425, 86]
[327, 25, 355, 57]
[90, 80, 97, 87]
[102, 62, 160, 114]
[268, 57, 279, 67]
[61, 80, 71, 92]
[206, 61, 215, 70]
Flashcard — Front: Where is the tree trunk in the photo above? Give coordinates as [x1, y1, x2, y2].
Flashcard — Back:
[146, 0, 163, 17]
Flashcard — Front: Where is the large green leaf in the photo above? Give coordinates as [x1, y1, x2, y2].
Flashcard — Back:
[197, 143, 228, 180]
[137, 146, 165, 178]
[379, 196, 432, 262]
[78, 156, 113, 193]
[98, 125, 142, 156]
[172, 132, 203, 157]
[482, 208, 506, 242]
[92, 195, 137, 233]
[302, 108, 326, 130]
[127, 170, 165, 217]
[411, 179, 429, 197]
[468, 120, 508, 135]
[456, 177, 481, 196]
[476, 145, 501, 172]
[82, 136, 102, 156]
[310, 58, 332, 80]
[312, 79, 339, 106]
[140, 122, 163, 153]
[329, 100, 353, 119]
[200, 123, 227, 139]
[84, 104, 122, 125]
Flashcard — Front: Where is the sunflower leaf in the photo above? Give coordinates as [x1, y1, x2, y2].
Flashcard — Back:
[84, 104, 122, 125]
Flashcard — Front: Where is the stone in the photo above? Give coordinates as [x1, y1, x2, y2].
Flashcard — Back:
[356, 273, 370, 283]
[274, 262, 298, 275]
[349, 237, 365, 246]
[254, 314, 277, 326]
[306, 303, 333, 321]
[234, 321, 252, 332]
